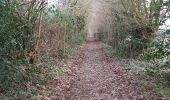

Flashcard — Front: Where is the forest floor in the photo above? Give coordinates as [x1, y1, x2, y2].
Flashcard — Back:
[49, 42, 165, 100]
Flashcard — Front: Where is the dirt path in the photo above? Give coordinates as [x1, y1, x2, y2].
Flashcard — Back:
[50, 42, 160, 100]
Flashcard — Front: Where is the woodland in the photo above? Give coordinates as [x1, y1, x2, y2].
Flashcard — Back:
[0, 0, 170, 99]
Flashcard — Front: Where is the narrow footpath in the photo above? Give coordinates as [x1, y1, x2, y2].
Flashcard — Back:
[51, 42, 161, 100]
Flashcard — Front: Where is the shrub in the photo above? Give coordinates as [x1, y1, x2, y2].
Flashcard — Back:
[144, 29, 170, 72]
[0, 0, 39, 90]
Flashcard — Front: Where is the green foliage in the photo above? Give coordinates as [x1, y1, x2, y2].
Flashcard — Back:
[45, 8, 86, 45]
[110, 26, 151, 58]
[103, 43, 126, 59]
[144, 29, 170, 72]
[0, 59, 26, 90]
[47, 9, 73, 27]
[96, 33, 104, 41]
[0, 1, 38, 90]
[71, 33, 86, 45]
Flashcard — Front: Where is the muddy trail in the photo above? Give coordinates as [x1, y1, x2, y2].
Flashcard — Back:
[50, 42, 161, 100]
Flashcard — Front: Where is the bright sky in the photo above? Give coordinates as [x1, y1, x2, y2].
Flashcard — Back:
[48, 0, 59, 6]
[160, 19, 170, 29]
[48, 0, 57, 4]
[165, 19, 170, 25]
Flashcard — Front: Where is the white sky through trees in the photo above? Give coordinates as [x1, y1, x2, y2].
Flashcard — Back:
[47, 0, 170, 29]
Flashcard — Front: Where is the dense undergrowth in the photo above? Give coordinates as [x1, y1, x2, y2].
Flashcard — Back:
[103, 28, 170, 97]
[0, 0, 86, 99]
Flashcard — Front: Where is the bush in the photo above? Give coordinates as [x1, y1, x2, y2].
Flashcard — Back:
[106, 26, 152, 59]
[144, 29, 170, 72]
[0, 0, 39, 90]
